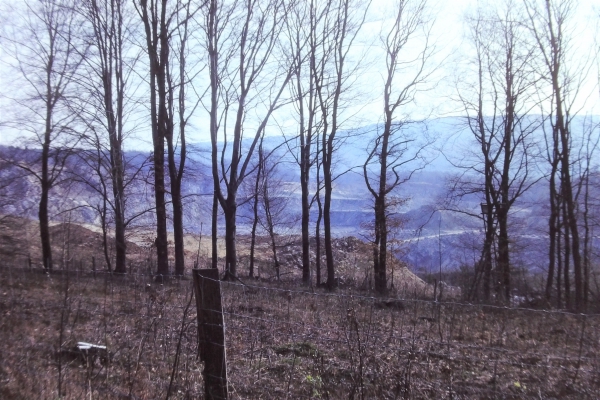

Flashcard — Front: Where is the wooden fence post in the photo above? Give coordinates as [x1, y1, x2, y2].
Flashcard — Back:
[193, 268, 228, 399]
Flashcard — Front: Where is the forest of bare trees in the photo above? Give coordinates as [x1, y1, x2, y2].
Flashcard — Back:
[0, 0, 599, 311]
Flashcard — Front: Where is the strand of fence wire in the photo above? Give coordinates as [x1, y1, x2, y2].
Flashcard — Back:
[3, 263, 599, 317]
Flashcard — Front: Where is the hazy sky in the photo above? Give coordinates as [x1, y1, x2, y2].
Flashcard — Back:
[0, 0, 598, 149]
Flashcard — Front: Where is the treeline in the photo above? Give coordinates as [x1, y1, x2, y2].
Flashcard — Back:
[0, 0, 598, 311]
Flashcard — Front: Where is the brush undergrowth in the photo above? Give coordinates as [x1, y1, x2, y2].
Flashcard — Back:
[1, 265, 599, 399]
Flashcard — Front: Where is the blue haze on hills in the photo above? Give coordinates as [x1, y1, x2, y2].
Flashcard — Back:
[3, 115, 598, 273]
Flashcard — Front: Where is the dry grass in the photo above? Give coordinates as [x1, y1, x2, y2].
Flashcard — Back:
[0, 267, 599, 399]
[0, 268, 202, 399]
[1, 217, 599, 399]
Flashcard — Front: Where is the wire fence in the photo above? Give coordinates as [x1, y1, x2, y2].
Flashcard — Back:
[1, 264, 599, 399]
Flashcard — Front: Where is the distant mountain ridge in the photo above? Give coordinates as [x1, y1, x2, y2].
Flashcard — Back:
[4, 115, 597, 273]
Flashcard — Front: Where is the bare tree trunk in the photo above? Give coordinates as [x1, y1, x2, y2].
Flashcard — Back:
[262, 174, 280, 280]
[4, 0, 87, 272]
[582, 184, 590, 310]
[249, 140, 265, 278]
[153, 143, 169, 279]
[323, 136, 335, 289]
[300, 154, 311, 283]
[497, 207, 510, 302]
[315, 216, 322, 286]
[497, 68, 515, 303]
[526, 0, 585, 311]
[223, 196, 237, 278]
[113, 192, 126, 273]
[40, 86, 53, 271]
[205, 0, 292, 281]
[288, 0, 318, 285]
[249, 188, 261, 279]
[562, 186, 571, 309]
[373, 195, 386, 293]
[561, 154, 582, 310]
[211, 193, 218, 270]
[166, 0, 194, 277]
[577, 122, 600, 311]
[315, 142, 323, 287]
[480, 106, 496, 303]
[556, 214, 563, 308]
[167, 144, 185, 276]
[99, 195, 112, 272]
[481, 213, 494, 302]
[40, 170, 52, 271]
[207, 0, 219, 272]
[136, 0, 171, 278]
[546, 165, 559, 302]
[557, 114, 581, 310]
[84, 0, 130, 274]
[108, 4, 127, 274]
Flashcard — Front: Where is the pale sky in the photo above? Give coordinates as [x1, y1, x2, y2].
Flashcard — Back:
[0, 0, 598, 149]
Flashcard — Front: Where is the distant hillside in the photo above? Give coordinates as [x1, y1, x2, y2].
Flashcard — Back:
[3, 115, 596, 273]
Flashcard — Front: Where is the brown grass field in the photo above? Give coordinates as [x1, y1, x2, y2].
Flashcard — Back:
[0, 217, 599, 399]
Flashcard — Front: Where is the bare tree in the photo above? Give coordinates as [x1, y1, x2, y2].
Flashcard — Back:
[447, 1, 540, 303]
[259, 148, 295, 281]
[244, 134, 284, 280]
[1, 0, 86, 271]
[77, 0, 140, 273]
[165, 0, 203, 276]
[314, 136, 324, 286]
[134, 0, 174, 278]
[316, 0, 369, 290]
[283, 0, 320, 285]
[576, 117, 600, 308]
[204, 0, 294, 279]
[68, 145, 151, 273]
[525, 0, 593, 311]
[242, 130, 290, 278]
[247, 135, 266, 278]
[362, 0, 433, 294]
[283, 0, 353, 288]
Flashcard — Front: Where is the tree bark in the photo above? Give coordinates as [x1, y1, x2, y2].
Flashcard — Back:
[249, 140, 265, 278]
[211, 193, 218, 270]
[41, 74, 53, 271]
[323, 133, 335, 290]
[315, 149, 323, 287]
[545, 162, 559, 302]
[223, 196, 237, 279]
[167, 143, 185, 276]
[39, 168, 52, 271]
